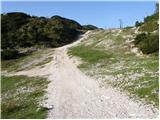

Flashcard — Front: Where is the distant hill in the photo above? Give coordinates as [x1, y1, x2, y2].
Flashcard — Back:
[82, 25, 98, 30]
[1, 12, 81, 49]
[1, 12, 98, 60]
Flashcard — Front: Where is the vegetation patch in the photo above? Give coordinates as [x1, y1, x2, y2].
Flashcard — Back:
[134, 33, 159, 54]
[134, 4, 159, 54]
[1, 75, 50, 119]
[68, 44, 112, 67]
[1, 48, 54, 72]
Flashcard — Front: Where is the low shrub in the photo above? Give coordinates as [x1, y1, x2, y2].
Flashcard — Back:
[139, 21, 158, 32]
[134, 33, 159, 54]
[1, 49, 19, 60]
[135, 21, 143, 27]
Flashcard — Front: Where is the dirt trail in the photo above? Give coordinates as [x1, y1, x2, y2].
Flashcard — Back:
[13, 31, 158, 118]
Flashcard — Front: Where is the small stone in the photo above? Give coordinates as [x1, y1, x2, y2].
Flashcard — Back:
[129, 113, 136, 116]
[43, 104, 54, 110]
[47, 105, 54, 110]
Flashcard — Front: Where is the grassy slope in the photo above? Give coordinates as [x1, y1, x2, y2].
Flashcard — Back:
[1, 48, 54, 72]
[1, 48, 54, 118]
[1, 75, 50, 119]
[68, 29, 159, 107]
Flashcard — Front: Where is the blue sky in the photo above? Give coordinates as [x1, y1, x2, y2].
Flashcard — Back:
[1, 1, 157, 28]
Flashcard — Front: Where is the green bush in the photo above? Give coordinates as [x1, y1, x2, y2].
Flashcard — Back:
[134, 33, 147, 45]
[1, 49, 19, 60]
[135, 21, 143, 27]
[135, 33, 159, 54]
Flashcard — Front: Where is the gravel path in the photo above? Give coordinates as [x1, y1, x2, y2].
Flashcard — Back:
[12, 31, 158, 118]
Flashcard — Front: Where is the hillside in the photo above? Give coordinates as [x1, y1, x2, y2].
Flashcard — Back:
[1, 5, 159, 119]
[69, 28, 158, 107]
[1, 12, 98, 60]
[134, 4, 159, 55]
